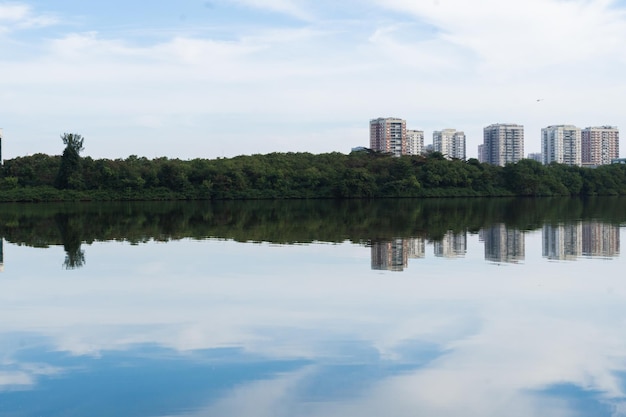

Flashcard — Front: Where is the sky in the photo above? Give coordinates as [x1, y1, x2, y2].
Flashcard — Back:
[1, 0, 626, 160]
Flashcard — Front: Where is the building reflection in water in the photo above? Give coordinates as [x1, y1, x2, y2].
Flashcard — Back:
[408, 237, 426, 260]
[369, 221, 621, 270]
[480, 224, 525, 264]
[434, 231, 467, 258]
[542, 223, 583, 261]
[1, 218, 616, 274]
[371, 233, 467, 271]
[371, 238, 408, 272]
[371, 237, 425, 271]
[542, 221, 619, 260]
[582, 221, 620, 258]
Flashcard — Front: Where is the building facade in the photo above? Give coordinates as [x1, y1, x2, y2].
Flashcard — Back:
[433, 129, 466, 160]
[541, 125, 582, 166]
[406, 129, 424, 156]
[369, 118, 406, 157]
[581, 126, 619, 167]
[478, 144, 485, 163]
[482, 123, 524, 166]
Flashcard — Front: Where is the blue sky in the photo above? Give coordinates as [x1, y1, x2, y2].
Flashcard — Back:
[1, 0, 626, 160]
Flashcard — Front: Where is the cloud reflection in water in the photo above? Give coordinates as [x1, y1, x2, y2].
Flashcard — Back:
[1, 230, 626, 416]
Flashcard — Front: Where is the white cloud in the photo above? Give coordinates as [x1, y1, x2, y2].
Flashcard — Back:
[0, 371, 33, 390]
[161, 368, 314, 417]
[0, 363, 63, 391]
[373, 0, 626, 75]
[367, 24, 464, 72]
[0, 2, 57, 31]
[0, 3, 29, 21]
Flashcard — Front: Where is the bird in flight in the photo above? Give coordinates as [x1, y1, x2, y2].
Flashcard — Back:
[536, 98, 544, 102]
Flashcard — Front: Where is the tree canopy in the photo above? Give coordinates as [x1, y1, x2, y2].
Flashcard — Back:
[1, 144, 626, 201]
[61, 133, 84, 155]
[55, 133, 85, 190]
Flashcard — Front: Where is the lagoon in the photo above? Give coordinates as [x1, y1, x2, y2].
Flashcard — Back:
[1, 198, 625, 416]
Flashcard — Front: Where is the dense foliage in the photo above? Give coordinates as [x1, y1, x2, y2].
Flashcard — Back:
[1, 148, 626, 201]
[55, 133, 85, 189]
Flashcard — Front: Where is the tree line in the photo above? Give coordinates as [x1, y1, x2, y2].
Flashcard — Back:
[1, 134, 626, 201]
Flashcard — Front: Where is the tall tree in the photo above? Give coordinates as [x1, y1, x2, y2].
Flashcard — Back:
[55, 133, 85, 189]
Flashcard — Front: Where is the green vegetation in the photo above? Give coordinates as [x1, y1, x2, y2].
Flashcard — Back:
[55, 133, 85, 190]
[1, 137, 626, 201]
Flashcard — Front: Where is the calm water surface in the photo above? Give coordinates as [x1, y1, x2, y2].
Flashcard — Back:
[1, 198, 626, 416]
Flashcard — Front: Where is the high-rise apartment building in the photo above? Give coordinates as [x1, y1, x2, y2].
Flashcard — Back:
[482, 124, 524, 166]
[369, 118, 406, 157]
[581, 126, 619, 167]
[478, 144, 485, 163]
[406, 129, 424, 156]
[433, 129, 466, 160]
[541, 125, 581, 166]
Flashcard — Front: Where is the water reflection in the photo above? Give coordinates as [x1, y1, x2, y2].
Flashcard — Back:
[371, 239, 410, 271]
[1, 198, 626, 416]
[55, 212, 86, 269]
[582, 222, 620, 258]
[542, 221, 620, 261]
[543, 223, 583, 261]
[480, 224, 525, 264]
[0, 198, 624, 271]
[370, 219, 621, 272]
[434, 231, 467, 258]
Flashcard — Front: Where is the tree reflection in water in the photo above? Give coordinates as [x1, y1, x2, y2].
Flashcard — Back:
[55, 213, 85, 269]
[0, 197, 624, 269]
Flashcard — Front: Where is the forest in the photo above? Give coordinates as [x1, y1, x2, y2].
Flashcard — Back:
[1, 134, 626, 201]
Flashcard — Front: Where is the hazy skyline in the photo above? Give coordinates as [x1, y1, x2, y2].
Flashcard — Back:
[1, 0, 625, 160]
